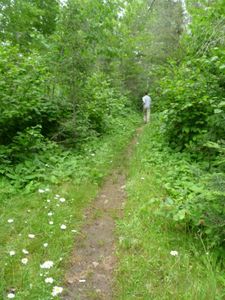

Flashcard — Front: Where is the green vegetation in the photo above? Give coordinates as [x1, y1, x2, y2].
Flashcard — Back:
[0, 116, 139, 299]
[0, 0, 224, 298]
[152, 0, 225, 254]
[116, 115, 225, 300]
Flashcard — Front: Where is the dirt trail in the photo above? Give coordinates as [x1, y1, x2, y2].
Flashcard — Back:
[63, 128, 142, 300]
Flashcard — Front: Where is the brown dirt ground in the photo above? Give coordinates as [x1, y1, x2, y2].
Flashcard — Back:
[62, 128, 143, 300]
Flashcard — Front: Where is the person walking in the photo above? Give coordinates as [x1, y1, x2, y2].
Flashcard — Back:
[142, 92, 152, 123]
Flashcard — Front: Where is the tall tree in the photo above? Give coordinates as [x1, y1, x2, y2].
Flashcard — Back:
[0, 0, 59, 49]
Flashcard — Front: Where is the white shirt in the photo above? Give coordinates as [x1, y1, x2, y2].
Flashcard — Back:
[142, 95, 151, 109]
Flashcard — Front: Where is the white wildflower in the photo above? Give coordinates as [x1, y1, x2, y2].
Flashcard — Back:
[8, 219, 14, 224]
[45, 188, 50, 192]
[54, 194, 60, 199]
[7, 293, 15, 299]
[9, 251, 16, 256]
[22, 249, 29, 255]
[49, 221, 54, 225]
[40, 260, 54, 269]
[38, 189, 45, 193]
[45, 277, 54, 284]
[28, 234, 35, 239]
[59, 197, 65, 203]
[170, 250, 179, 256]
[48, 212, 53, 216]
[47, 199, 51, 203]
[52, 286, 63, 297]
[71, 229, 77, 233]
[21, 258, 28, 265]
[43, 243, 48, 248]
[60, 224, 67, 230]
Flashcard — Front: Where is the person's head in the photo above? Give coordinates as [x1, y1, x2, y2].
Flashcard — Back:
[145, 92, 148, 95]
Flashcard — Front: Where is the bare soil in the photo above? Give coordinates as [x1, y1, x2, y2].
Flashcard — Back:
[63, 128, 142, 300]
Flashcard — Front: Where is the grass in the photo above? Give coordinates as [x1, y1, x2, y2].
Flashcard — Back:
[115, 115, 225, 300]
[0, 115, 140, 299]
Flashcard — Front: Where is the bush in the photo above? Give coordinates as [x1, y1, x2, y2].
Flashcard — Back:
[156, 0, 225, 155]
[0, 44, 62, 145]
[59, 72, 131, 142]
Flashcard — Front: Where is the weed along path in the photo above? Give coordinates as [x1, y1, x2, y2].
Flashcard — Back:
[63, 128, 143, 300]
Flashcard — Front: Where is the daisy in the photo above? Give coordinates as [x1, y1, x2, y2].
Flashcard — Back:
[59, 198, 65, 203]
[48, 212, 53, 216]
[49, 221, 54, 225]
[40, 260, 54, 269]
[21, 258, 28, 265]
[22, 249, 29, 255]
[28, 234, 35, 239]
[43, 243, 48, 248]
[47, 199, 51, 203]
[170, 250, 179, 256]
[38, 189, 45, 193]
[7, 293, 15, 299]
[60, 224, 67, 230]
[9, 251, 16, 256]
[45, 277, 54, 284]
[52, 286, 63, 297]
[8, 219, 14, 224]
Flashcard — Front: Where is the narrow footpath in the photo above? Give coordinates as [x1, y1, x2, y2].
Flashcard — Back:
[63, 128, 142, 300]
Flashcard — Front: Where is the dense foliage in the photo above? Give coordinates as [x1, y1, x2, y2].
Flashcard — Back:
[0, 0, 181, 173]
[153, 0, 225, 256]
[0, 0, 138, 167]
[1, 0, 225, 298]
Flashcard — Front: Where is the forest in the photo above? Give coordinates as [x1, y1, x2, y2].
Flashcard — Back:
[0, 0, 224, 299]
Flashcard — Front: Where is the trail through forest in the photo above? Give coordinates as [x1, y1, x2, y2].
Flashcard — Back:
[63, 128, 142, 300]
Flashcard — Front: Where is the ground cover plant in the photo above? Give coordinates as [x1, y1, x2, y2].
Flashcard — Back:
[116, 115, 225, 300]
[0, 114, 140, 299]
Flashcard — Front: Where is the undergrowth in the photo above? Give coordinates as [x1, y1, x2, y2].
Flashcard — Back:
[0, 114, 140, 300]
[116, 114, 225, 300]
